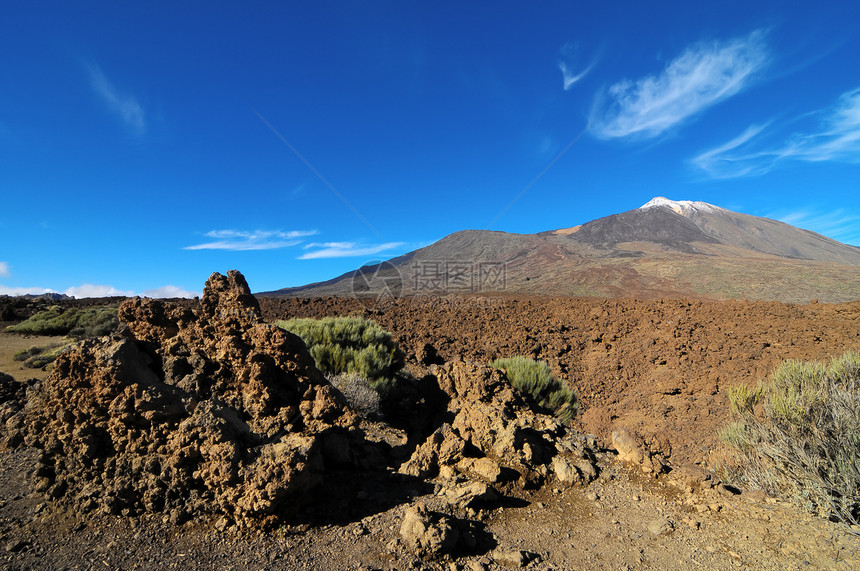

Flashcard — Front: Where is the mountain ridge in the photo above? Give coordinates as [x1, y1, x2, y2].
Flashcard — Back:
[260, 198, 860, 303]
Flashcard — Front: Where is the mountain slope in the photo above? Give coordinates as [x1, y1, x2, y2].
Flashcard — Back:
[260, 198, 860, 303]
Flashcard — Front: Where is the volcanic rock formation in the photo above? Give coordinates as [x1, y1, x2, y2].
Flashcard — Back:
[7, 270, 365, 526]
[402, 360, 597, 490]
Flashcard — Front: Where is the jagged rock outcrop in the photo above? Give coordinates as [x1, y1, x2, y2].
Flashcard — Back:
[9, 270, 365, 526]
[0, 372, 32, 448]
[401, 360, 597, 489]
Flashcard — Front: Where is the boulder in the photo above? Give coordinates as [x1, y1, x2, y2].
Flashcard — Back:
[671, 462, 717, 493]
[611, 427, 667, 474]
[439, 481, 499, 509]
[399, 502, 461, 557]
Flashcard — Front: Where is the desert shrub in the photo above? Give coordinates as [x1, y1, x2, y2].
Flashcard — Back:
[275, 316, 405, 397]
[329, 371, 381, 418]
[12, 342, 71, 369]
[7, 305, 118, 338]
[491, 356, 578, 423]
[720, 351, 860, 527]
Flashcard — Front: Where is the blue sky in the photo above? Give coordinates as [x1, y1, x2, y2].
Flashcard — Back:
[2, 1, 859, 297]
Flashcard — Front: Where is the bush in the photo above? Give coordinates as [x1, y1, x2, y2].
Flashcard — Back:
[275, 316, 405, 397]
[328, 371, 381, 418]
[721, 351, 860, 527]
[12, 342, 71, 369]
[7, 305, 118, 338]
[491, 356, 578, 423]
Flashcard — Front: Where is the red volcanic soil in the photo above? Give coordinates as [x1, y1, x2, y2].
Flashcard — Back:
[259, 295, 860, 468]
[2, 290, 860, 569]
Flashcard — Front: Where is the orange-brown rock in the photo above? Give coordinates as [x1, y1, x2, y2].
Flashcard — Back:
[401, 360, 597, 488]
[13, 270, 360, 526]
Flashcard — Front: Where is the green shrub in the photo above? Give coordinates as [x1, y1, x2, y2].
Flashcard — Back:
[12, 342, 71, 369]
[721, 351, 860, 527]
[7, 305, 118, 338]
[275, 316, 405, 396]
[491, 356, 578, 423]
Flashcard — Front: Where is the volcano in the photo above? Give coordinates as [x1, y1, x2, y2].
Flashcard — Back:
[260, 198, 860, 303]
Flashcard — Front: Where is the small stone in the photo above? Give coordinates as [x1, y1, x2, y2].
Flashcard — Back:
[492, 550, 524, 567]
[647, 518, 674, 536]
[5, 539, 28, 553]
[585, 491, 599, 502]
[385, 538, 401, 554]
[214, 517, 230, 532]
[491, 549, 538, 567]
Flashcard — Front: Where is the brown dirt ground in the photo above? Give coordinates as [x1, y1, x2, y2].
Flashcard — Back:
[1, 294, 860, 569]
[0, 328, 68, 383]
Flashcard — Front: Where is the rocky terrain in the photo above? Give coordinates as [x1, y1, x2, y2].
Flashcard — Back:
[258, 294, 860, 469]
[0, 271, 859, 569]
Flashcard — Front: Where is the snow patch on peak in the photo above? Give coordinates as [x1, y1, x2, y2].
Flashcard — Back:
[640, 197, 723, 216]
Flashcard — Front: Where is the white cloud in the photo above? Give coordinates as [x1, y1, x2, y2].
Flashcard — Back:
[0, 281, 200, 299]
[184, 229, 317, 251]
[593, 30, 768, 139]
[691, 123, 775, 177]
[299, 242, 405, 260]
[87, 63, 146, 135]
[141, 285, 199, 299]
[0, 285, 56, 297]
[558, 42, 595, 91]
[693, 87, 860, 178]
[559, 61, 594, 91]
[63, 284, 135, 298]
[0, 262, 9, 279]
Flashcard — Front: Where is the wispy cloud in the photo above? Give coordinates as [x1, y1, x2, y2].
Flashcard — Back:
[559, 61, 595, 91]
[298, 242, 405, 260]
[769, 208, 860, 246]
[592, 30, 769, 139]
[693, 87, 860, 178]
[87, 63, 146, 135]
[184, 229, 317, 251]
[558, 42, 595, 91]
[0, 261, 9, 279]
[691, 123, 776, 177]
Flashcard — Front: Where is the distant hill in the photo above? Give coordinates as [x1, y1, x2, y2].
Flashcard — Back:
[259, 198, 860, 303]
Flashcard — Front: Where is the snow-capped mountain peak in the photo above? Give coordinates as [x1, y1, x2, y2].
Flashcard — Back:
[639, 197, 723, 216]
